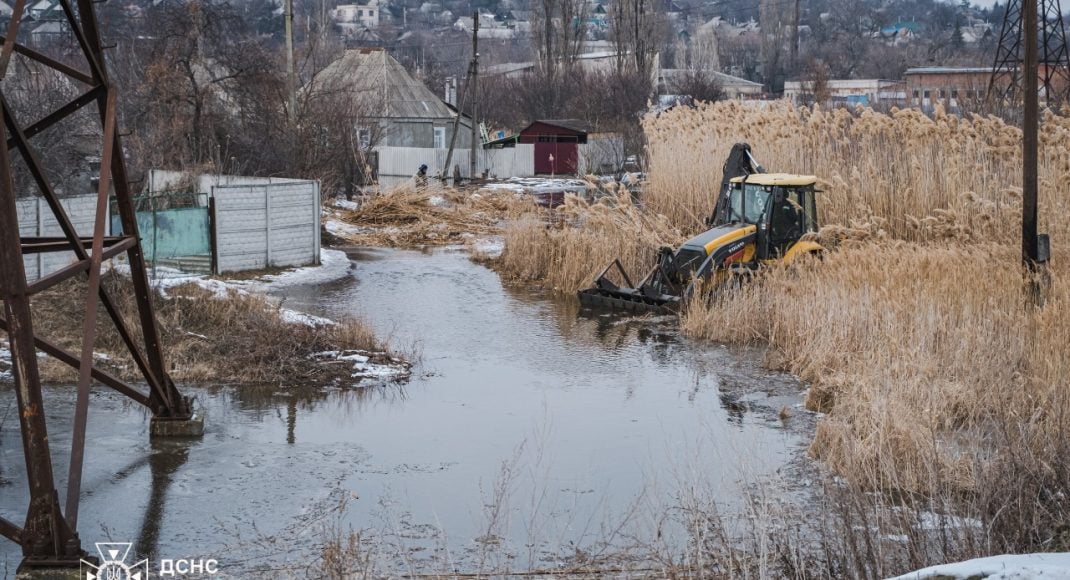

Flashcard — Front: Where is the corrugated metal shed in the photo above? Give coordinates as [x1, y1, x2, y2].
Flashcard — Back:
[312, 48, 455, 120]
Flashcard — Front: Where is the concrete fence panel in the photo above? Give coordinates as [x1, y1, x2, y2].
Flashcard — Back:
[482, 144, 535, 179]
[16, 194, 104, 282]
[211, 180, 321, 273]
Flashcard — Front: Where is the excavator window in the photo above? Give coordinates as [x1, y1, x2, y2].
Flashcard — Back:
[769, 189, 804, 248]
[728, 184, 772, 224]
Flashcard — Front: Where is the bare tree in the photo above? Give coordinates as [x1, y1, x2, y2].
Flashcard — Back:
[610, 0, 663, 79]
[801, 57, 832, 105]
[531, 0, 588, 79]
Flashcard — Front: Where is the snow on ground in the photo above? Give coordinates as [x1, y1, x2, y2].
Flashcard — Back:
[310, 350, 411, 385]
[236, 248, 352, 290]
[480, 176, 589, 195]
[278, 309, 335, 328]
[325, 218, 363, 238]
[910, 509, 983, 531]
[468, 235, 505, 258]
[332, 197, 359, 210]
[892, 553, 1070, 579]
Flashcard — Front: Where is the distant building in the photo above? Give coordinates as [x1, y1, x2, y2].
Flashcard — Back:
[903, 67, 992, 110]
[27, 0, 59, 19]
[485, 49, 661, 84]
[875, 20, 922, 45]
[454, 13, 515, 39]
[309, 48, 472, 149]
[783, 79, 905, 107]
[333, 0, 380, 29]
[660, 68, 763, 100]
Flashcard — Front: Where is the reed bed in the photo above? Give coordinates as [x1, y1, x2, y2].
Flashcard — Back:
[498, 190, 683, 292]
[643, 100, 1070, 248]
[337, 185, 536, 247]
[493, 100, 1070, 555]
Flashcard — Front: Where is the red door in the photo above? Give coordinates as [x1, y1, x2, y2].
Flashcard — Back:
[534, 141, 579, 174]
[534, 142, 555, 174]
[556, 142, 578, 174]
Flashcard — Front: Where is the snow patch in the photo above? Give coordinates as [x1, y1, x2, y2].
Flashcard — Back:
[310, 350, 411, 385]
[480, 176, 589, 195]
[279, 309, 335, 328]
[332, 197, 360, 210]
[469, 236, 504, 258]
[325, 218, 363, 238]
[891, 552, 1070, 579]
[237, 248, 352, 289]
[912, 510, 983, 531]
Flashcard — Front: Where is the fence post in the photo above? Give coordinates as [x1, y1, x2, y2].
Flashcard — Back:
[265, 185, 272, 267]
[36, 197, 43, 280]
[208, 196, 219, 274]
[313, 181, 321, 265]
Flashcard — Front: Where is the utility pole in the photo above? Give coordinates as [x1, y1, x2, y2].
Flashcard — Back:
[791, 0, 800, 68]
[442, 43, 475, 183]
[285, 0, 297, 120]
[1021, 0, 1049, 305]
[469, 11, 480, 181]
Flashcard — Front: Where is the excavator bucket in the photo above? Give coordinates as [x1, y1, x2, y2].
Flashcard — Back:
[577, 259, 682, 314]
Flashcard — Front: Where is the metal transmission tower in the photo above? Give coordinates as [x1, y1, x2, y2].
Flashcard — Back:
[989, 0, 1070, 107]
[0, 0, 200, 572]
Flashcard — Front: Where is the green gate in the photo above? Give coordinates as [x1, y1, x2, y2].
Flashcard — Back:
[111, 191, 211, 274]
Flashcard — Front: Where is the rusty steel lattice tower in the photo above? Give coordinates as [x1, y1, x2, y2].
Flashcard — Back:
[0, 0, 199, 572]
[989, 0, 1070, 106]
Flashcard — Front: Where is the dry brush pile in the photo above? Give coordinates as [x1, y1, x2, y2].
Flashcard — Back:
[26, 273, 393, 386]
[334, 185, 537, 247]
[496, 99, 1070, 558]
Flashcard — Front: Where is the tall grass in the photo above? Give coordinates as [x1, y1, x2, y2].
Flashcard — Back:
[27, 273, 392, 385]
[643, 100, 1070, 249]
[493, 100, 1070, 560]
[667, 103, 1070, 554]
[497, 191, 683, 293]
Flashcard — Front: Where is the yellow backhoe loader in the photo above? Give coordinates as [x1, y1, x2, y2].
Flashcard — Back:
[578, 143, 823, 313]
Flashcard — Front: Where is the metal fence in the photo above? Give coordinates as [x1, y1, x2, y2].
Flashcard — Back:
[110, 191, 211, 274]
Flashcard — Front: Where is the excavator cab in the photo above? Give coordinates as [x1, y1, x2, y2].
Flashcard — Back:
[722, 174, 819, 261]
[578, 144, 823, 314]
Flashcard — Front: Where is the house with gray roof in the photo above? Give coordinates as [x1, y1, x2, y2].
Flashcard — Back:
[309, 47, 472, 150]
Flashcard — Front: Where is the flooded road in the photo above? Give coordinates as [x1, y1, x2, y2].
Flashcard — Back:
[0, 246, 809, 576]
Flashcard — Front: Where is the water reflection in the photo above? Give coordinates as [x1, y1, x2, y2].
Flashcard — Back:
[135, 439, 191, 560]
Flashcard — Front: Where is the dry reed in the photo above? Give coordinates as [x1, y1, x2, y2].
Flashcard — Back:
[497, 188, 683, 293]
[336, 185, 536, 247]
[493, 100, 1070, 554]
[26, 272, 396, 386]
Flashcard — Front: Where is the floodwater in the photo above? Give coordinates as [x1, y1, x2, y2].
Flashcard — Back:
[0, 246, 810, 576]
